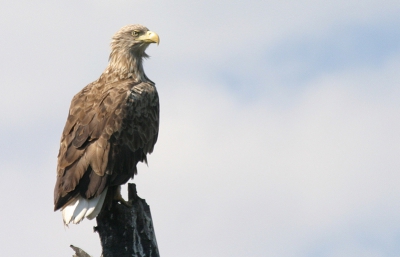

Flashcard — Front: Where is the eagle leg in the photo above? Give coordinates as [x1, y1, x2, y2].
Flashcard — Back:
[114, 186, 132, 208]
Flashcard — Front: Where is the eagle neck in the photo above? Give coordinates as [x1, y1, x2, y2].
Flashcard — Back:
[103, 48, 146, 82]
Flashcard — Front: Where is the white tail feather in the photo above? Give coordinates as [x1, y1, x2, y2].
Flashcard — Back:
[86, 188, 108, 220]
[72, 199, 88, 224]
[62, 188, 108, 225]
[84, 195, 101, 218]
[62, 198, 79, 224]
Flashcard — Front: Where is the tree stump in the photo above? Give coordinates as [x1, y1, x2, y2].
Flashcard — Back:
[71, 183, 160, 257]
[95, 183, 160, 257]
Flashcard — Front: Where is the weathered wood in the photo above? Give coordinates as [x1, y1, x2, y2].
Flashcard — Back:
[94, 183, 160, 257]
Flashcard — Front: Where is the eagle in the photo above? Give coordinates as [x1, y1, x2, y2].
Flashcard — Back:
[54, 24, 160, 225]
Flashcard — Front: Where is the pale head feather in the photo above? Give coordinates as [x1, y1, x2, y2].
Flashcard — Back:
[106, 24, 152, 81]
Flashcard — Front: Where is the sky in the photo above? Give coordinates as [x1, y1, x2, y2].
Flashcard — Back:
[0, 0, 399, 256]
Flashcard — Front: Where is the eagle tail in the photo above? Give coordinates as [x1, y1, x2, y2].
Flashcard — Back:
[62, 188, 108, 224]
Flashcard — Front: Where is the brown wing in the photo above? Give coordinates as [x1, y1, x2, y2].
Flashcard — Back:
[54, 78, 159, 211]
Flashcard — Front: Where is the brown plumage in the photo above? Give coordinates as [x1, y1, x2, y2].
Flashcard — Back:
[54, 24, 160, 224]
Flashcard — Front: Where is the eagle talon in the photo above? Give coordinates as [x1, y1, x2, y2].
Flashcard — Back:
[118, 198, 133, 208]
[114, 187, 132, 208]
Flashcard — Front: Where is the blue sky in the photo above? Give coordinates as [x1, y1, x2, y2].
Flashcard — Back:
[0, 1, 399, 256]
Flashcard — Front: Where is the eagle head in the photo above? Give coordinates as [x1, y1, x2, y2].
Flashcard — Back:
[106, 24, 159, 80]
[110, 24, 159, 59]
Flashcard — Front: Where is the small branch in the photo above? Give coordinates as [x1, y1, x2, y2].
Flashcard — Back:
[70, 245, 91, 257]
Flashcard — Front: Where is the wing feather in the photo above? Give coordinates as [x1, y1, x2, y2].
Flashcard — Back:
[54, 79, 159, 212]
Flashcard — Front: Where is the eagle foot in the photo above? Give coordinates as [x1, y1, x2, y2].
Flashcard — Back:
[114, 189, 132, 208]
[118, 198, 133, 208]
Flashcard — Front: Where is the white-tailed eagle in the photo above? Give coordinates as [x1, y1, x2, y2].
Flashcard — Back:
[54, 24, 160, 224]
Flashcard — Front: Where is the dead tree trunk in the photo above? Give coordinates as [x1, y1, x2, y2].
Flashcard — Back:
[91, 183, 160, 257]
[69, 183, 159, 257]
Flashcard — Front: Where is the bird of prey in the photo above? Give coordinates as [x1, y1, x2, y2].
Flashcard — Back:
[54, 24, 160, 225]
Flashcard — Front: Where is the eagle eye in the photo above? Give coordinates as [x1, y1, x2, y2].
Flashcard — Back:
[132, 30, 140, 37]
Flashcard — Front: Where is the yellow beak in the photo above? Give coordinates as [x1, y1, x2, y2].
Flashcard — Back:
[138, 31, 160, 45]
